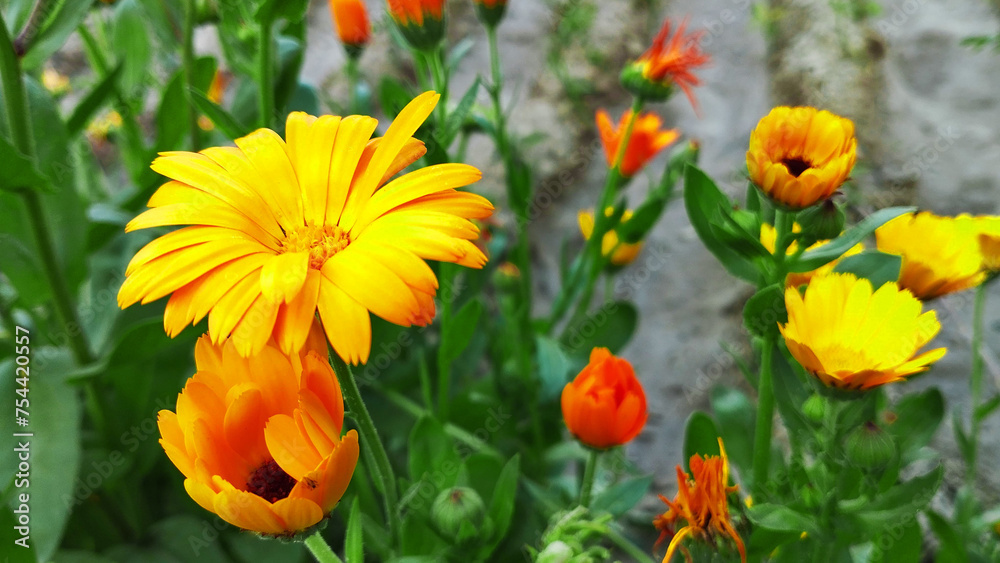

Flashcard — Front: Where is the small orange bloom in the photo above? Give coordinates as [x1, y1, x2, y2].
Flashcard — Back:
[622, 19, 710, 109]
[561, 348, 647, 449]
[596, 109, 680, 178]
[199, 70, 231, 131]
[387, 0, 445, 27]
[654, 439, 746, 563]
[158, 329, 359, 536]
[330, 0, 371, 49]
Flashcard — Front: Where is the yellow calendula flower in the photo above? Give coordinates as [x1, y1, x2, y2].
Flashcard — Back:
[653, 438, 746, 563]
[119, 92, 494, 364]
[759, 223, 863, 287]
[578, 208, 643, 266]
[875, 211, 985, 299]
[746, 106, 857, 209]
[976, 216, 1000, 273]
[780, 273, 946, 390]
[158, 329, 359, 536]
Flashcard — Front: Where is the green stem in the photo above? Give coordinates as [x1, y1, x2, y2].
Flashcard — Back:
[304, 531, 344, 563]
[182, 0, 200, 150]
[604, 526, 657, 563]
[0, 14, 93, 366]
[257, 18, 274, 128]
[328, 350, 400, 542]
[345, 56, 360, 114]
[378, 386, 503, 458]
[13, 0, 55, 56]
[967, 283, 988, 485]
[426, 46, 448, 137]
[752, 337, 776, 496]
[437, 263, 454, 420]
[579, 449, 600, 507]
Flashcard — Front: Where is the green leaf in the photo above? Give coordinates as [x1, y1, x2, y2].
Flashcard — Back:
[790, 207, 914, 273]
[683, 411, 721, 471]
[0, 135, 49, 191]
[747, 503, 821, 535]
[486, 454, 520, 543]
[617, 195, 666, 244]
[535, 335, 572, 401]
[20, 0, 94, 70]
[155, 56, 217, 151]
[226, 529, 306, 563]
[255, 0, 310, 23]
[867, 516, 922, 563]
[150, 515, 229, 563]
[953, 411, 974, 467]
[0, 350, 82, 562]
[443, 78, 480, 147]
[274, 36, 305, 115]
[683, 164, 762, 284]
[743, 284, 786, 338]
[378, 77, 414, 118]
[407, 417, 460, 495]
[439, 299, 483, 365]
[974, 394, 1000, 422]
[345, 497, 364, 563]
[190, 88, 250, 141]
[832, 251, 902, 288]
[925, 510, 970, 563]
[0, 504, 37, 563]
[447, 38, 476, 71]
[560, 301, 638, 356]
[66, 64, 123, 137]
[710, 386, 755, 473]
[112, 0, 153, 97]
[771, 344, 814, 438]
[886, 388, 943, 463]
[840, 466, 943, 530]
[591, 474, 652, 516]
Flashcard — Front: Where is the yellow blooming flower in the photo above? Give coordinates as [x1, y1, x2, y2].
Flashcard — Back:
[746, 106, 857, 209]
[118, 92, 494, 364]
[976, 216, 1000, 273]
[654, 438, 745, 563]
[41, 67, 70, 95]
[86, 110, 122, 141]
[157, 329, 359, 536]
[875, 211, 985, 299]
[578, 208, 643, 266]
[780, 273, 946, 390]
[759, 223, 863, 287]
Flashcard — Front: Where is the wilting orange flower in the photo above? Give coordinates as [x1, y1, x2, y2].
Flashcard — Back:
[158, 331, 359, 536]
[759, 223, 863, 287]
[876, 212, 985, 299]
[118, 92, 493, 364]
[747, 106, 857, 209]
[654, 438, 745, 563]
[561, 348, 647, 449]
[596, 109, 679, 178]
[579, 208, 643, 266]
[781, 273, 946, 390]
[978, 217, 1000, 273]
[621, 19, 709, 109]
[330, 0, 371, 50]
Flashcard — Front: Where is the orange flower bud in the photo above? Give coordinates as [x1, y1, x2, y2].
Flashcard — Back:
[561, 348, 647, 449]
[330, 0, 371, 54]
[387, 0, 446, 50]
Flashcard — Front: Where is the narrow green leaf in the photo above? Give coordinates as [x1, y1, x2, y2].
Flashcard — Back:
[683, 411, 721, 471]
[926, 510, 970, 563]
[444, 78, 480, 147]
[886, 388, 944, 462]
[590, 474, 652, 516]
[832, 251, 902, 288]
[974, 394, 1000, 422]
[535, 336, 572, 401]
[840, 466, 943, 530]
[439, 299, 483, 365]
[710, 386, 756, 473]
[560, 301, 638, 356]
[255, 0, 310, 23]
[345, 498, 364, 563]
[487, 454, 520, 541]
[790, 207, 915, 273]
[66, 65, 123, 137]
[189, 88, 250, 141]
[407, 417, 460, 496]
[0, 505, 37, 563]
[0, 136, 49, 192]
[20, 0, 94, 70]
[617, 195, 666, 244]
[111, 0, 153, 97]
[747, 503, 821, 535]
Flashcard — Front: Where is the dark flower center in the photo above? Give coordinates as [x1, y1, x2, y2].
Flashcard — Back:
[782, 158, 812, 178]
[246, 459, 297, 503]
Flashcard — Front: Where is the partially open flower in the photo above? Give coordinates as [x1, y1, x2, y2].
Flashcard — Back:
[596, 109, 680, 178]
[654, 438, 746, 563]
[561, 348, 647, 449]
[780, 273, 946, 390]
[157, 333, 359, 536]
[387, 0, 446, 51]
[876, 211, 986, 299]
[621, 19, 709, 108]
[746, 106, 857, 209]
[759, 223, 863, 287]
[579, 208, 643, 267]
[330, 0, 371, 57]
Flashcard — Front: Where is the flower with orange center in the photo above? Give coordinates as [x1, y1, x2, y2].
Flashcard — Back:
[561, 348, 647, 449]
[780, 273, 947, 391]
[979, 217, 1000, 273]
[759, 222, 863, 287]
[157, 330, 359, 536]
[579, 208, 643, 266]
[876, 211, 986, 299]
[387, 0, 446, 50]
[330, 0, 371, 55]
[596, 109, 680, 178]
[654, 438, 745, 563]
[621, 19, 710, 109]
[118, 92, 494, 365]
[746, 106, 857, 209]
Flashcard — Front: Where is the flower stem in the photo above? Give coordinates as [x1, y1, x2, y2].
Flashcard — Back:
[752, 335, 776, 496]
[328, 349, 401, 542]
[604, 526, 657, 563]
[966, 283, 988, 485]
[579, 449, 600, 507]
[257, 18, 274, 128]
[437, 262, 454, 420]
[304, 531, 344, 563]
[182, 0, 200, 150]
[426, 47, 449, 139]
[345, 56, 360, 114]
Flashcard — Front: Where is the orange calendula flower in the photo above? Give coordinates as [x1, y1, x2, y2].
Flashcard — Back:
[978, 216, 1000, 273]
[746, 106, 857, 209]
[621, 19, 710, 109]
[579, 208, 643, 266]
[780, 273, 946, 390]
[330, 0, 371, 54]
[596, 109, 680, 178]
[157, 331, 359, 536]
[654, 438, 745, 563]
[388, 0, 446, 50]
[759, 222, 863, 287]
[876, 211, 985, 299]
[118, 92, 494, 364]
[561, 348, 647, 449]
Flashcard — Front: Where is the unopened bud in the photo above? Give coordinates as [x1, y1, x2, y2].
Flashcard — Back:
[431, 487, 487, 543]
[846, 421, 896, 468]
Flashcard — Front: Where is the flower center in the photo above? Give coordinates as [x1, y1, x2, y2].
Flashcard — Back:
[279, 225, 351, 269]
[246, 459, 297, 503]
[781, 157, 812, 178]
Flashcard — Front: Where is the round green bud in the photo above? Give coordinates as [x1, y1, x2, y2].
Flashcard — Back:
[430, 487, 487, 543]
[846, 421, 897, 468]
[802, 393, 827, 423]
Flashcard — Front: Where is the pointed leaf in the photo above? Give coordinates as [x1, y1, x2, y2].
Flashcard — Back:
[790, 207, 915, 273]
[832, 251, 902, 288]
[345, 498, 363, 563]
